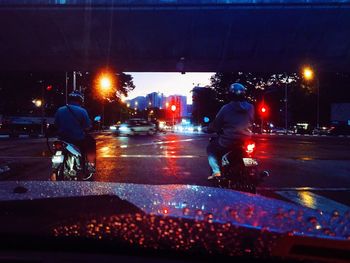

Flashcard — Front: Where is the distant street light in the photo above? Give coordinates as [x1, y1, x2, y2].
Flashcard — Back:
[32, 99, 42, 108]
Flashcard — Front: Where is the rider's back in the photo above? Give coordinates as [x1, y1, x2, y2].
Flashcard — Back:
[212, 101, 254, 148]
[55, 104, 91, 143]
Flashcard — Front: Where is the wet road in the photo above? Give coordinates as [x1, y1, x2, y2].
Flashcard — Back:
[0, 132, 349, 213]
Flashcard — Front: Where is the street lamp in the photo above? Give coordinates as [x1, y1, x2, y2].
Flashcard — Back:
[302, 66, 319, 128]
[100, 76, 112, 92]
[303, 67, 314, 81]
[95, 71, 115, 128]
[283, 74, 294, 134]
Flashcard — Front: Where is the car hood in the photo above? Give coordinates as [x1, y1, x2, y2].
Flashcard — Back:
[0, 181, 348, 261]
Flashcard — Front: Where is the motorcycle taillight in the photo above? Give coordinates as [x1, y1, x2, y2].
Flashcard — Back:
[53, 141, 64, 151]
[245, 142, 255, 154]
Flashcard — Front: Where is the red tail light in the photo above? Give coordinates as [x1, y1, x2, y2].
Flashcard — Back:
[53, 141, 64, 151]
[245, 142, 255, 154]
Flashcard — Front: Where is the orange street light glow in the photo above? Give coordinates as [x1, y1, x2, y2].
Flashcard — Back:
[95, 70, 116, 99]
[303, 67, 314, 80]
[100, 76, 112, 91]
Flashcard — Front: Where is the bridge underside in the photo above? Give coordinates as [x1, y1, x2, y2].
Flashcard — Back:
[0, 4, 349, 72]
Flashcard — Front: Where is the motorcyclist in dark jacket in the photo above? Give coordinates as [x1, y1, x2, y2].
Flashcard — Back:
[207, 83, 254, 180]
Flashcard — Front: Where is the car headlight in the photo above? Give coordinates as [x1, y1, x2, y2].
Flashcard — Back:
[109, 126, 117, 130]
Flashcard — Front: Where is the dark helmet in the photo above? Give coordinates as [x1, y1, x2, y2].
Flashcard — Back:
[228, 83, 246, 101]
[68, 90, 84, 104]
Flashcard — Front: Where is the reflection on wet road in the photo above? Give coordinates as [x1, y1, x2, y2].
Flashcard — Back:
[0, 132, 350, 211]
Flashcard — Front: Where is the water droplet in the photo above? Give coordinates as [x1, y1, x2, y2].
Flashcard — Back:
[288, 209, 296, 216]
[322, 228, 331, 235]
[261, 226, 269, 233]
[274, 213, 283, 220]
[332, 210, 340, 218]
[245, 206, 254, 218]
[286, 231, 294, 236]
[182, 207, 190, 216]
[230, 209, 238, 219]
[195, 209, 204, 220]
[205, 213, 214, 223]
[308, 216, 318, 225]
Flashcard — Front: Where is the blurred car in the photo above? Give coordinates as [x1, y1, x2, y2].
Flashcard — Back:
[312, 126, 334, 135]
[174, 124, 202, 133]
[111, 119, 156, 136]
[270, 127, 287, 134]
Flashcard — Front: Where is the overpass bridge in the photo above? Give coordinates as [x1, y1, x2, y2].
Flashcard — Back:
[0, 0, 349, 72]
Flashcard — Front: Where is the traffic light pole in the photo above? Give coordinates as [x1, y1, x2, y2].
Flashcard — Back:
[316, 78, 320, 129]
[285, 83, 288, 134]
[41, 85, 45, 135]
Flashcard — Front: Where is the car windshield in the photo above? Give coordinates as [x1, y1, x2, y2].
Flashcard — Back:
[0, 0, 349, 262]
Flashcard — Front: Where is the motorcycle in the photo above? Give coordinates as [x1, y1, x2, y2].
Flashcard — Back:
[50, 140, 95, 181]
[210, 137, 269, 193]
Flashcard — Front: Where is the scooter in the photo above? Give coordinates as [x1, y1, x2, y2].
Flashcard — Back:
[50, 140, 95, 181]
[210, 137, 269, 193]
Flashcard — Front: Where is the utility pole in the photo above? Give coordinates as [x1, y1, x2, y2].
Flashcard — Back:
[316, 78, 320, 129]
[73, 71, 76, 91]
[285, 78, 288, 134]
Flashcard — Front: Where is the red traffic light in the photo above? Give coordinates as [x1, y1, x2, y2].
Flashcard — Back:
[171, 105, 176, 112]
[259, 104, 268, 116]
[46, 85, 53, 91]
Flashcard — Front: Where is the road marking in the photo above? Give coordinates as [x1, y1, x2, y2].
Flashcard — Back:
[103, 154, 203, 158]
[116, 138, 204, 148]
[276, 190, 350, 214]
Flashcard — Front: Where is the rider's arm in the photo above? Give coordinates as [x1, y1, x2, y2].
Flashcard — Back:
[82, 109, 92, 131]
[208, 106, 225, 133]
